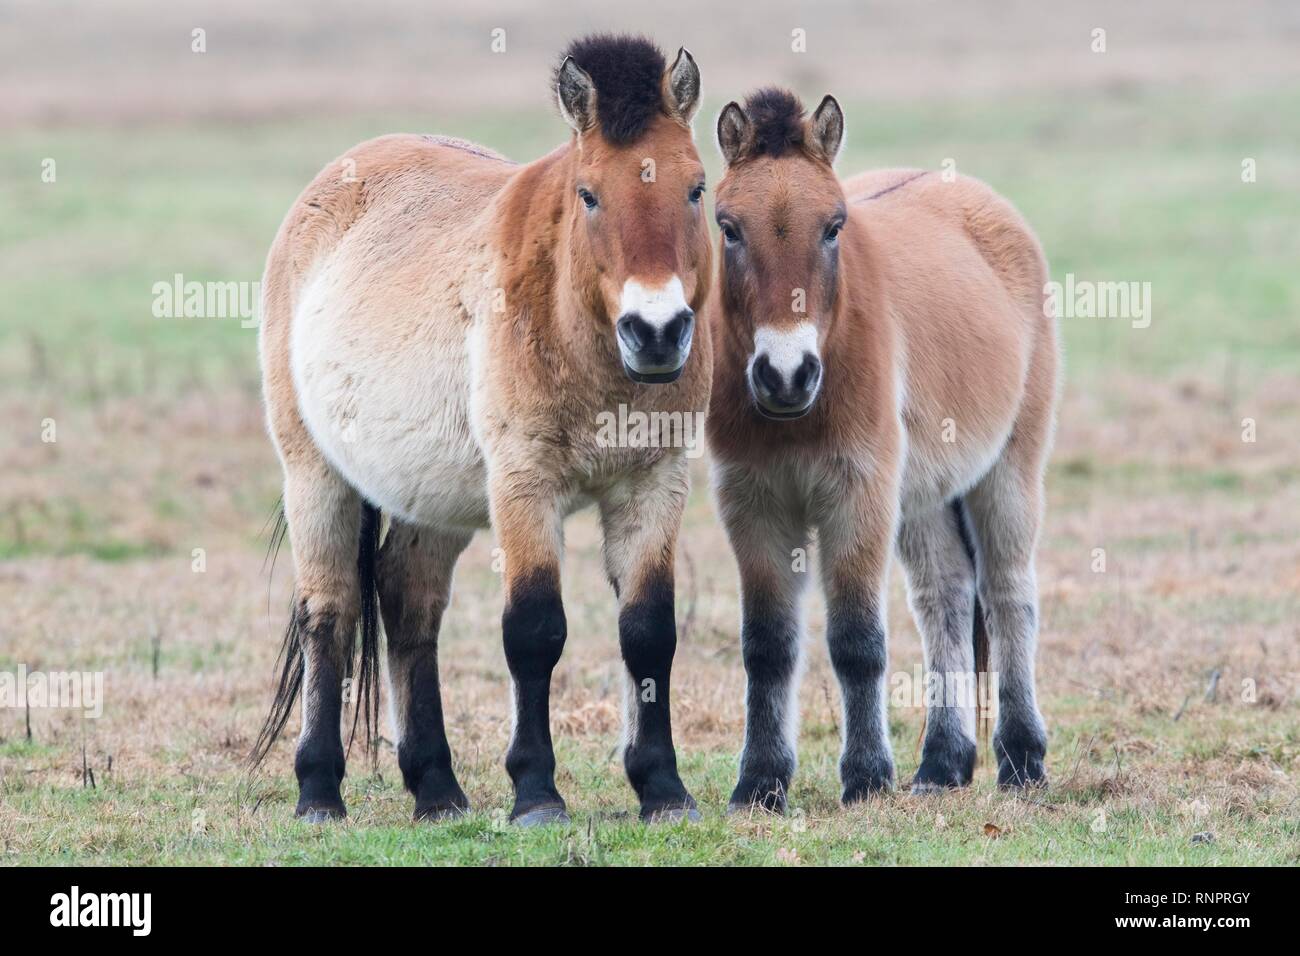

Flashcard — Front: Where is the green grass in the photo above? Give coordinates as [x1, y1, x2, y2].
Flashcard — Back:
[4, 718, 1295, 866]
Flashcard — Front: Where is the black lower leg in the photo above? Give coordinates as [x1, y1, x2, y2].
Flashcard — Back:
[827, 600, 895, 802]
[913, 714, 977, 791]
[619, 577, 694, 819]
[989, 600, 1048, 788]
[502, 569, 567, 821]
[914, 603, 978, 791]
[730, 596, 800, 813]
[295, 640, 347, 820]
[398, 652, 469, 819]
[994, 679, 1048, 788]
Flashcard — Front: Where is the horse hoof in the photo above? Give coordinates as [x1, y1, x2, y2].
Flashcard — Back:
[297, 805, 346, 824]
[727, 780, 788, 816]
[994, 727, 1048, 789]
[726, 800, 784, 818]
[909, 780, 955, 796]
[996, 754, 1048, 790]
[841, 784, 893, 805]
[911, 739, 976, 794]
[646, 805, 702, 824]
[511, 804, 570, 827]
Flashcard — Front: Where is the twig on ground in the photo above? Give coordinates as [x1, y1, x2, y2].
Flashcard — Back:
[821, 677, 839, 738]
[81, 741, 96, 789]
[1203, 667, 1222, 703]
[1063, 733, 1096, 789]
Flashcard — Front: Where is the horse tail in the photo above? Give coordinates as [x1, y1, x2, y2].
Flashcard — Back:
[346, 502, 383, 761]
[951, 498, 991, 748]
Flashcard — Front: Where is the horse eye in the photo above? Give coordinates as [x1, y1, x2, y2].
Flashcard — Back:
[578, 188, 598, 210]
[721, 223, 741, 244]
[825, 223, 842, 242]
[689, 184, 705, 204]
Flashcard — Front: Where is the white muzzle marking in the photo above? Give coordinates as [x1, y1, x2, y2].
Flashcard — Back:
[747, 322, 823, 417]
[617, 275, 693, 378]
[619, 276, 688, 332]
[750, 323, 820, 382]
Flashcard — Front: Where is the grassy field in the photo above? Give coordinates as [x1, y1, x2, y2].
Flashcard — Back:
[2, 44, 1298, 864]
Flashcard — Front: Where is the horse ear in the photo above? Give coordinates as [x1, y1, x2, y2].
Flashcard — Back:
[556, 56, 595, 134]
[809, 94, 845, 164]
[717, 101, 750, 166]
[664, 47, 701, 124]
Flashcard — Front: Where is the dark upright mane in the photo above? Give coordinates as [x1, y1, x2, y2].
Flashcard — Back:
[559, 34, 666, 145]
[744, 88, 806, 158]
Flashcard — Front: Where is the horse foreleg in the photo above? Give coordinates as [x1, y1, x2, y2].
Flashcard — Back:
[819, 484, 898, 803]
[716, 467, 810, 815]
[492, 479, 569, 825]
[599, 458, 697, 822]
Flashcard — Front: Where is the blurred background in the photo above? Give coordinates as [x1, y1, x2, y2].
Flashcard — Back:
[0, 1, 1296, 863]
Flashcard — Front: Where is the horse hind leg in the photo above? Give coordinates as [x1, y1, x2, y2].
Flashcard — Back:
[964, 448, 1050, 789]
[964, 321, 1056, 789]
[898, 504, 979, 792]
[378, 520, 472, 821]
[252, 456, 367, 821]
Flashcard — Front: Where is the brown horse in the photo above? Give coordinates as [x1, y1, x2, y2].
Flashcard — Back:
[707, 89, 1057, 810]
[252, 35, 711, 825]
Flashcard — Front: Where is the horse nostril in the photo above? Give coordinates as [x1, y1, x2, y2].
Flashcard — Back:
[751, 354, 783, 396]
[663, 309, 695, 350]
[793, 352, 822, 394]
[616, 314, 650, 351]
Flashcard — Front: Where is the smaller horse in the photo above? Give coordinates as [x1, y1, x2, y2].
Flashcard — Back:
[707, 89, 1058, 810]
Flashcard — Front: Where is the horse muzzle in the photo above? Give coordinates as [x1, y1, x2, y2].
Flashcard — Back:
[617, 308, 694, 384]
[748, 323, 822, 420]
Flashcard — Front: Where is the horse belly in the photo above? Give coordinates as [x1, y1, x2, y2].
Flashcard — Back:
[891, 243, 1031, 514]
[897, 334, 1025, 514]
[291, 275, 490, 531]
[899, 418, 1012, 517]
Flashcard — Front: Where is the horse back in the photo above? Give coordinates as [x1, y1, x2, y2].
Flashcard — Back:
[258, 134, 516, 515]
[847, 168, 1047, 317]
[845, 167, 1056, 506]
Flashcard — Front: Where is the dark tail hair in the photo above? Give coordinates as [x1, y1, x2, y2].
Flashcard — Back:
[248, 501, 384, 770]
[952, 499, 991, 747]
[348, 502, 383, 762]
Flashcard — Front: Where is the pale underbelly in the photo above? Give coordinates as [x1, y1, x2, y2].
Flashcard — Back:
[302, 382, 492, 530]
[898, 419, 1013, 516]
[289, 306, 646, 531]
[291, 291, 492, 531]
